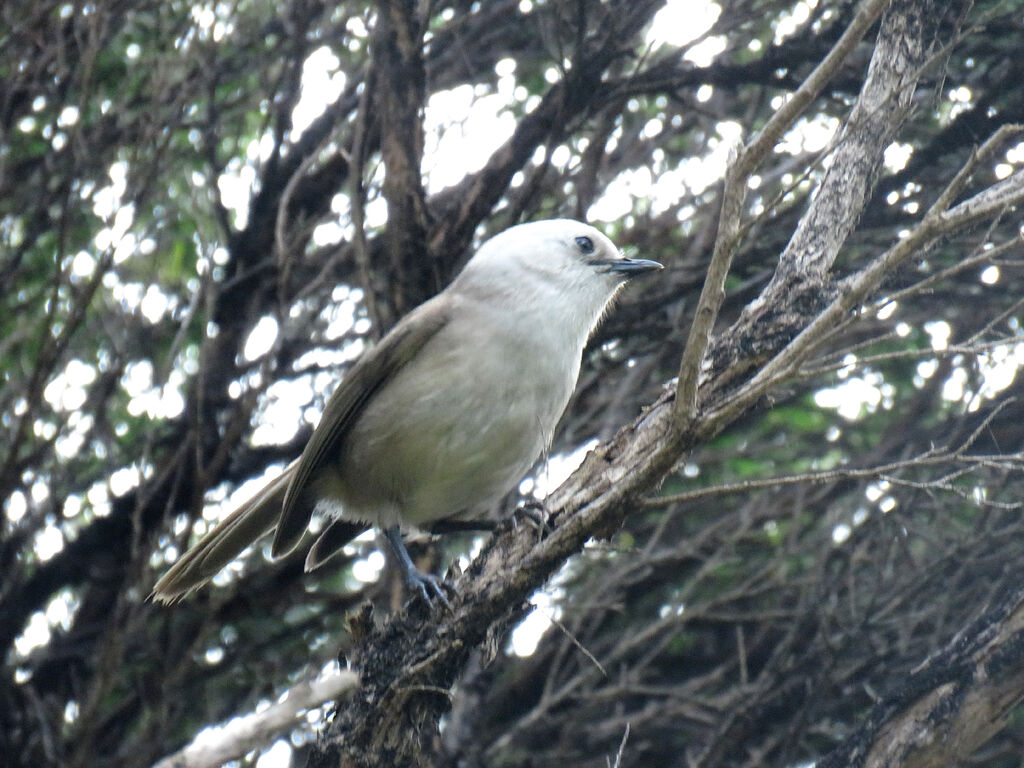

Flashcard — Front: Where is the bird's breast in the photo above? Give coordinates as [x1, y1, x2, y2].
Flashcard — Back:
[327, 316, 579, 527]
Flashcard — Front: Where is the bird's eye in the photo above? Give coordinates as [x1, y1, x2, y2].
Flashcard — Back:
[575, 236, 595, 254]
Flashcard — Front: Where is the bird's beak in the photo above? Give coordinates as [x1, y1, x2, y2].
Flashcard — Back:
[594, 258, 664, 276]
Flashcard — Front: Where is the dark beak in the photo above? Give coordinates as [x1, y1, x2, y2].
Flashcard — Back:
[594, 258, 664, 276]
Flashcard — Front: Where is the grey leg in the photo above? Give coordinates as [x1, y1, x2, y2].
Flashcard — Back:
[383, 526, 451, 606]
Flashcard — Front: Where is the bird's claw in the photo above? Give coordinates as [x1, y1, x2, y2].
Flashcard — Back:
[404, 568, 452, 607]
[514, 501, 552, 535]
[383, 525, 452, 608]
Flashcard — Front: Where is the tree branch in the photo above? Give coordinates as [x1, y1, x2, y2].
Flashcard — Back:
[373, 0, 435, 313]
[673, 0, 891, 430]
[152, 669, 357, 768]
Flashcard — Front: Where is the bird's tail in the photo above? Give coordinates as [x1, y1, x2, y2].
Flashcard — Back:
[150, 467, 294, 603]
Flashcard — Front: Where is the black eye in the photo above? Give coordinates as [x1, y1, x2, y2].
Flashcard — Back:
[575, 235, 595, 254]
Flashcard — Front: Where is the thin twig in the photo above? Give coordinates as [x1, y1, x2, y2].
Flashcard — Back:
[349, 68, 386, 335]
[646, 400, 1017, 508]
[544, 607, 609, 678]
[798, 336, 1023, 380]
[874, 230, 1022, 311]
[607, 723, 630, 768]
[710, 146, 1024, 429]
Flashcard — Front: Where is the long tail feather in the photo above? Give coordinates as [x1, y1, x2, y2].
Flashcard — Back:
[150, 468, 292, 602]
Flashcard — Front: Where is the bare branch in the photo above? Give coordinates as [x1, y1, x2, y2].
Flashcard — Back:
[152, 669, 357, 768]
[673, 0, 893, 431]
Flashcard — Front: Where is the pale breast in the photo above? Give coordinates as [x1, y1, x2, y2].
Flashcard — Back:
[326, 306, 577, 528]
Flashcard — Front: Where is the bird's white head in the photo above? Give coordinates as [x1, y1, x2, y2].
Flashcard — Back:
[453, 219, 662, 338]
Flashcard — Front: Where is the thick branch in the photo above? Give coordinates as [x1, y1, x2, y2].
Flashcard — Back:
[708, 0, 960, 386]
[819, 582, 1024, 768]
[767, 0, 929, 285]
[674, 0, 891, 430]
[373, 0, 435, 313]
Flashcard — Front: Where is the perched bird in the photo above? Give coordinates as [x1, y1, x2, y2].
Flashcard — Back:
[152, 219, 662, 602]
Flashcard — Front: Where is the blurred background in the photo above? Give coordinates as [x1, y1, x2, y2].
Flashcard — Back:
[4, 0, 1024, 766]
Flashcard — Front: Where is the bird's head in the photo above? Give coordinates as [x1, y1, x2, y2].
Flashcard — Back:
[456, 219, 662, 331]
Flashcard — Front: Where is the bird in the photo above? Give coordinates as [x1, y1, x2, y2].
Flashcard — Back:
[152, 218, 662, 603]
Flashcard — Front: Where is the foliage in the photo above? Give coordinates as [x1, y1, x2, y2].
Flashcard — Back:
[4, 0, 1024, 766]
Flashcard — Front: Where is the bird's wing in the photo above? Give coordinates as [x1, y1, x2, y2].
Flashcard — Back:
[270, 300, 451, 557]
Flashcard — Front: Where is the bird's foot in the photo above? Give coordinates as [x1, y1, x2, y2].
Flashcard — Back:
[511, 500, 553, 536]
[402, 566, 452, 607]
[384, 525, 452, 608]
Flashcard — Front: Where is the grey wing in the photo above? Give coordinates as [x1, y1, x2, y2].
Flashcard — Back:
[270, 300, 450, 557]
